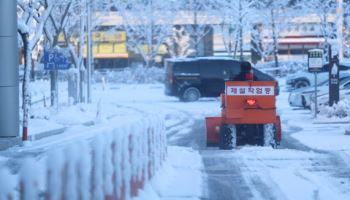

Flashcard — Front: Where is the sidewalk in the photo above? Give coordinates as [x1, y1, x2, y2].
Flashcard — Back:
[136, 146, 204, 200]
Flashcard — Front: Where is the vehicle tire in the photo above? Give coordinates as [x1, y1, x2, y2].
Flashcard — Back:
[181, 87, 201, 102]
[301, 95, 311, 109]
[294, 80, 309, 89]
[301, 95, 307, 108]
[263, 124, 277, 148]
[219, 124, 237, 150]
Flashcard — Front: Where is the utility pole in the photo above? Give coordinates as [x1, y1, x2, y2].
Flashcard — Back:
[86, 0, 92, 103]
[0, 0, 19, 137]
[271, 8, 279, 74]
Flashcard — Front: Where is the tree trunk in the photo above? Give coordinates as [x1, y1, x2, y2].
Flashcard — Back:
[79, 4, 86, 103]
[20, 32, 31, 141]
[31, 60, 35, 81]
[239, 0, 244, 61]
[271, 9, 279, 75]
[193, 0, 199, 57]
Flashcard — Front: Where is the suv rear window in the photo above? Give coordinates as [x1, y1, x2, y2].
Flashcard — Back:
[199, 60, 231, 79]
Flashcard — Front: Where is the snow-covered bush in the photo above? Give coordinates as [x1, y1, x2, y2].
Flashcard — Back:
[255, 61, 307, 77]
[317, 99, 350, 118]
[94, 66, 165, 84]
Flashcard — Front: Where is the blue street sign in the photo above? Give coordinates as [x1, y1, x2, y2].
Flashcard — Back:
[44, 48, 71, 70]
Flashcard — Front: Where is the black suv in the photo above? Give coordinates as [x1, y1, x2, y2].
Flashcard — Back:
[165, 57, 279, 101]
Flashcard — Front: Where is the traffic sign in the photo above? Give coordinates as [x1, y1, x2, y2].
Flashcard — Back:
[44, 48, 71, 70]
[308, 49, 323, 73]
[308, 49, 324, 119]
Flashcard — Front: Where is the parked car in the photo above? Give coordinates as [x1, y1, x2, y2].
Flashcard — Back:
[164, 57, 279, 102]
[286, 63, 350, 90]
[289, 76, 350, 108]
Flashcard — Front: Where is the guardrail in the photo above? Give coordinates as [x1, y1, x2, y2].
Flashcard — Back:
[0, 115, 166, 200]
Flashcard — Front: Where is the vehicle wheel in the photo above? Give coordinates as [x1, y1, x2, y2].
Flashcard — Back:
[219, 124, 237, 150]
[181, 87, 201, 102]
[301, 95, 307, 108]
[294, 80, 309, 89]
[301, 95, 311, 109]
[263, 124, 277, 148]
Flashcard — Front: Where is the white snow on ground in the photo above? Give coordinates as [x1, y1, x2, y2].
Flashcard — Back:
[4, 76, 350, 199]
[91, 83, 219, 146]
[136, 146, 203, 200]
[236, 147, 350, 200]
[28, 119, 63, 136]
[0, 156, 8, 166]
[276, 78, 350, 156]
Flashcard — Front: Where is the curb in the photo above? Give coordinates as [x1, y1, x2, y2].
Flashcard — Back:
[29, 120, 96, 141]
[0, 120, 96, 151]
[28, 127, 68, 141]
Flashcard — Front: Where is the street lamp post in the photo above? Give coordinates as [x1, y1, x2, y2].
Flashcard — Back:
[0, 0, 19, 138]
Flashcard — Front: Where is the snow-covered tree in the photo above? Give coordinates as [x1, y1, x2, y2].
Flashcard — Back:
[17, 0, 56, 140]
[17, 0, 110, 138]
[214, 0, 256, 60]
[114, 0, 176, 67]
[180, 0, 213, 57]
[253, 0, 291, 70]
[164, 25, 194, 58]
[300, 0, 338, 59]
[342, 0, 350, 57]
[44, 0, 111, 104]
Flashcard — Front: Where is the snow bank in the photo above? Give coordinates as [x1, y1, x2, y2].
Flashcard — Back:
[317, 99, 350, 119]
[94, 66, 165, 84]
[135, 146, 203, 200]
[0, 114, 166, 199]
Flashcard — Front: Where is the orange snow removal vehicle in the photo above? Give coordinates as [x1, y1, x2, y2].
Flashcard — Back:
[205, 73, 281, 149]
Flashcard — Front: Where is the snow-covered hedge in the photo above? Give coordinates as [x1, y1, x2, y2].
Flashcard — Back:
[317, 99, 350, 118]
[94, 66, 165, 84]
[0, 115, 166, 199]
[255, 61, 307, 77]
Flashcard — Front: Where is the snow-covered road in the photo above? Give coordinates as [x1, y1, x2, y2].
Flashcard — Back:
[93, 83, 350, 200]
[2, 81, 350, 200]
[106, 83, 350, 200]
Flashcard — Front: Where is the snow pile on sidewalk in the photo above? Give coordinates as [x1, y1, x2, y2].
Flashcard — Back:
[0, 114, 167, 199]
[317, 99, 350, 119]
[136, 146, 204, 200]
[94, 66, 165, 84]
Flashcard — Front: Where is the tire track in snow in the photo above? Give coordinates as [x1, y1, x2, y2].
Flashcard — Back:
[200, 150, 256, 200]
[162, 107, 197, 147]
